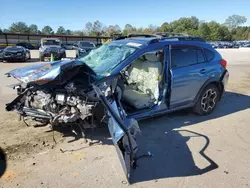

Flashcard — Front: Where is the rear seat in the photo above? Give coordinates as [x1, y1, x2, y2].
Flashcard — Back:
[123, 53, 162, 109]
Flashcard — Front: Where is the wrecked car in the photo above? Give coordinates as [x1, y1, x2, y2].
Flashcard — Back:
[5, 36, 229, 181]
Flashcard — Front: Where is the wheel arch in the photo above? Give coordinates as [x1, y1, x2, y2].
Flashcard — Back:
[194, 78, 224, 104]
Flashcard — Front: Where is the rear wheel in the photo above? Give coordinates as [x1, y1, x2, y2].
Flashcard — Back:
[193, 84, 220, 115]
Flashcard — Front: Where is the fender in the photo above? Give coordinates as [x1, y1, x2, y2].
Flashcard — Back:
[194, 70, 227, 103]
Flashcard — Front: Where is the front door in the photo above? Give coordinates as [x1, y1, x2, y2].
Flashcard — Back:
[92, 78, 140, 182]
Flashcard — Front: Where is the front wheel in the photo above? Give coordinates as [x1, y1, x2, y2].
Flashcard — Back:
[40, 54, 45, 62]
[193, 84, 220, 115]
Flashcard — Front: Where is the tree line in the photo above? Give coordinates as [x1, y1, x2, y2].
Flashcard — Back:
[0, 14, 248, 41]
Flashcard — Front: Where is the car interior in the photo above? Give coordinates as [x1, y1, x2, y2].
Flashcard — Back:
[119, 50, 165, 113]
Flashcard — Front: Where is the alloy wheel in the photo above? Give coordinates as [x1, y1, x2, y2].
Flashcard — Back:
[201, 88, 217, 112]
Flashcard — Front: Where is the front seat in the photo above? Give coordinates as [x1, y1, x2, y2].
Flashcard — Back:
[123, 53, 162, 109]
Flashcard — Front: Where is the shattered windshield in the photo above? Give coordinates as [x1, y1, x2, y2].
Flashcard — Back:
[79, 42, 138, 75]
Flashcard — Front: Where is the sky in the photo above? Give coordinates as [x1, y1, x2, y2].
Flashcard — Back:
[1, 0, 250, 31]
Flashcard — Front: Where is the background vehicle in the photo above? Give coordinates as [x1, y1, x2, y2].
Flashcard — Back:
[16, 42, 36, 50]
[2, 46, 30, 62]
[62, 43, 74, 50]
[73, 41, 96, 57]
[39, 38, 66, 61]
[0, 47, 4, 61]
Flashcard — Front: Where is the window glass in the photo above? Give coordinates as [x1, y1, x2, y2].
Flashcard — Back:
[204, 49, 214, 62]
[197, 49, 205, 63]
[171, 46, 207, 68]
[171, 47, 196, 68]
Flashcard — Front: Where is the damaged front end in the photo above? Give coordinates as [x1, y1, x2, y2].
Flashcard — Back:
[5, 60, 103, 129]
[5, 60, 141, 182]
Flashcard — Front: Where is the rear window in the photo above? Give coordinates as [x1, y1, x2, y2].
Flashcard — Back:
[79, 42, 95, 47]
[204, 49, 214, 62]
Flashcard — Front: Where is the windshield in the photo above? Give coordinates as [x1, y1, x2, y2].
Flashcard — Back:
[79, 42, 137, 75]
[5, 46, 24, 51]
[42, 39, 61, 46]
[79, 42, 95, 48]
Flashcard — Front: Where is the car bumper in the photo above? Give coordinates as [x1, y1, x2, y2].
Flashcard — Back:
[42, 52, 65, 60]
[3, 55, 25, 61]
[222, 70, 229, 90]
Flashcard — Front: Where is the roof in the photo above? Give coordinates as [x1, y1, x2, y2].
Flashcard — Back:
[113, 37, 212, 49]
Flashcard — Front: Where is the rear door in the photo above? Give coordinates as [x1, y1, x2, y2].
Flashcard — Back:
[92, 78, 140, 183]
[169, 45, 212, 107]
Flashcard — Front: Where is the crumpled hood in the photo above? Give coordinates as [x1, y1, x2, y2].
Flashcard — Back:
[6, 60, 96, 84]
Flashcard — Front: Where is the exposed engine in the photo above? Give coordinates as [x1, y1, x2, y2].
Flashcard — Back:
[26, 89, 95, 124]
[6, 81, 106, 131]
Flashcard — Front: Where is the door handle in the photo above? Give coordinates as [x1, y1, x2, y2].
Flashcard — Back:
[199, 69, 206, 74]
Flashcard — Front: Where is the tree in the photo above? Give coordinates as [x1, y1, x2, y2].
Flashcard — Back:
[224, 15, 247, 29]
[114, 25, 121, 33]
[42, 26, 54, 35]
[65, 29, 72, 35]
[106, 25, 116, 36]
[56, 26, 66, 34]
[92, 20, 103, 36]
[198, 23, 211, 40]
[123, 24, 134, 35]
[85, 22, 93, 35]
[28, 24, 38, 34]
[207, 21, 222, 41]
[160, 22, 171, 32]
[72, 30, 84, 36]
[9, 22, 29, 33]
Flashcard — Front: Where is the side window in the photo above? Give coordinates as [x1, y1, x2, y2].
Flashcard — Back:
[171, 46, 206, 68]
[204, 49, 214, 62]
[197, 49, 205, 63]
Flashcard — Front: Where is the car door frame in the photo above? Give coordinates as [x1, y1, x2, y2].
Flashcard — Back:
[121, 45, 171, 119]
[92, 76, 140, 183]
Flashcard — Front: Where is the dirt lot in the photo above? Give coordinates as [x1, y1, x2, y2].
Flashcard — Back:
[0, 50, 250, 188]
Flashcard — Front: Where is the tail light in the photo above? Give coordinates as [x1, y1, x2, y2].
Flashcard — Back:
[220, 59, 227, 68]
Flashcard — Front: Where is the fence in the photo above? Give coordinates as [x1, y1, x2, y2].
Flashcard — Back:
[0, 32, 111, 47]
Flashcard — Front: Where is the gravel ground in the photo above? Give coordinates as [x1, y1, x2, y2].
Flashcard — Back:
[0, 49, 250, 188]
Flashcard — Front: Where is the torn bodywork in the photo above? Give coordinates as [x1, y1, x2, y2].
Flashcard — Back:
[6, 59, 141, 182]
[5, 60, 105, 130]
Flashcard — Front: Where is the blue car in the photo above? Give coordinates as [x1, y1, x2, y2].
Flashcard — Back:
[5, 36, 229, 181]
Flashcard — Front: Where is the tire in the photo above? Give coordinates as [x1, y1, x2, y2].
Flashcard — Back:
[193, 84, 220, 115]
[61, 52, 66, 59]
[21, 56, 26, 62]
[40, 54, 45, 62]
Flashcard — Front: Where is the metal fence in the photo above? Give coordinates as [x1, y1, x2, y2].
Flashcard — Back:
[0, 32, 111, 47]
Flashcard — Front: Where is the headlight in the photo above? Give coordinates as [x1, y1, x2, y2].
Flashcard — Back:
[17, 53, 22, 56]
[79, 49, 86, 52]
[44, 48, 51, 52]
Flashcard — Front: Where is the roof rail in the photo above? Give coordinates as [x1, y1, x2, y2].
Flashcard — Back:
[155, 32, 190, 37]
[115, 33, 160, 40]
